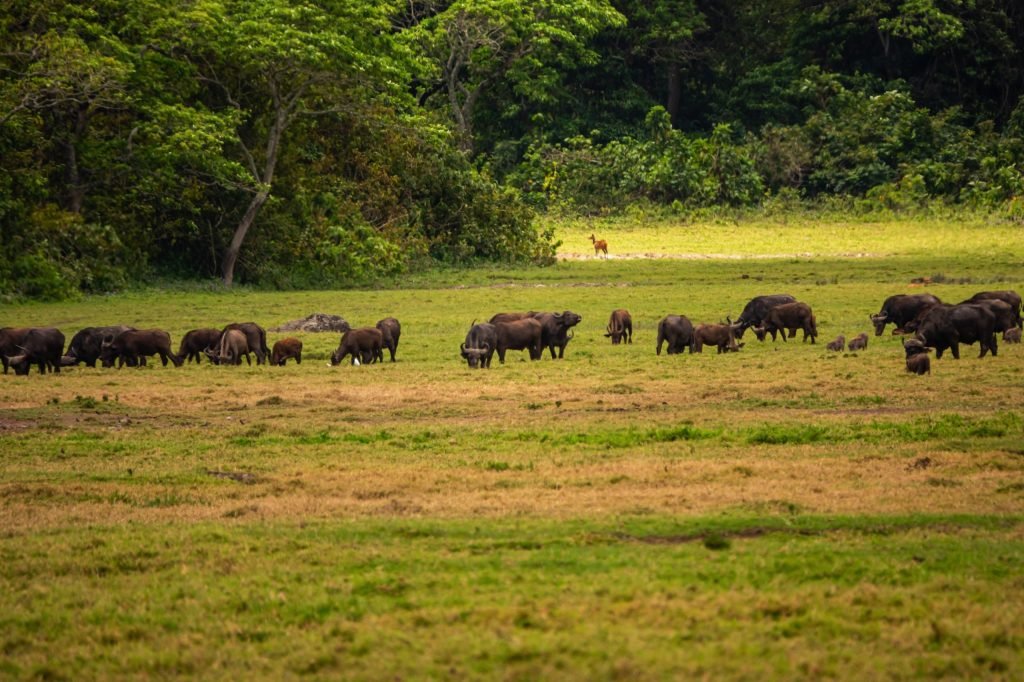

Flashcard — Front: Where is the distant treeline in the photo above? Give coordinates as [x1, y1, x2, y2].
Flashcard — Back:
[2, 1, 1023, 299]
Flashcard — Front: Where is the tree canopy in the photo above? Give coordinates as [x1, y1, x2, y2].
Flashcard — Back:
[2, 0, 1022, 298]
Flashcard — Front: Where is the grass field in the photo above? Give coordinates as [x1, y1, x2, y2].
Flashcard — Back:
[2, 216, 1024, 679]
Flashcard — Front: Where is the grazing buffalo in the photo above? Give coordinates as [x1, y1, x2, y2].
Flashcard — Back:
[656, 315, 694, 355]
[494, 318, 543, 363]
[0, 327, 33, 374]
[461, 322, 497, 369]
[847, 333, 869, 352]
[826, 335, 845, 352]
[754, 302, 817, 343]
[692, 323, 741, 353]
[178, 328, 222, 364]
[222, 322, 269, 365]
[960, 290, 1021, 328]
[271, 338, 303, 366]
[61, 326, 135, 368]
[5, 327, 65, 375]
[101, 329, 183, 368]
[870, 294, 942, 336]
[489, 312, 536, 325]
[531, 311, 582, 359]
[375, 318, 401, 362]
[960, 298, 1016, 334]
[1004, 328, 1022, 344]
[330, 327, 383, 366]
[914, 303, 997, 359]
[205, 329, 251, 366]
[605, 309, 633, 344]
[733, 295, 796, 338]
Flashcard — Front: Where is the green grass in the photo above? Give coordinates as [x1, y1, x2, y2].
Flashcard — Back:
[2, 214, 1024, 678]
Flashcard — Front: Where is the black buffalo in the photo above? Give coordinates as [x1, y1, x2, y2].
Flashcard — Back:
[914, 303, 997, 359]
[960, 290, 1021, 328]
[5, 327, 65, 375]
[222, 322, 269, 365]
[375, 317, 401, 362]
[178, 328, 222, 364]
[733, 295, 796, 338]
[101, 329, 183, 368]
[0, 327, 32, 374]
[605, 309, 633, 344]
[957, 297, 1016, 333]
[754, 302, 817, 343]
[495, 318, 543, 363]
[656, 315, 694, 355]
[330, 327, 383, 366]
[61, 326, 135, 367]
[531, 311, 582, 359]
[461, 322, 497, 369]
[870, 294, 942, 336]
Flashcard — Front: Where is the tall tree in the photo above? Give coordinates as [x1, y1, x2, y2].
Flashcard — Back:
[149, 0, 410, 286]
[406, 0, 625, 153]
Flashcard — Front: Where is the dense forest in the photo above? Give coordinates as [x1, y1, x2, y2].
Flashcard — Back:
[2, 0, 1023, 298]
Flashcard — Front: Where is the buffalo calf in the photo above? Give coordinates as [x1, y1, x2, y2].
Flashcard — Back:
[272, 338, 303, 366]
[906, 353, 931, 375]
[826, 335, 845, 352]
[847, 333, 869, 351]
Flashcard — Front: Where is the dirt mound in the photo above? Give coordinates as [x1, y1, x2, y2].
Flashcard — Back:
[271, 313, 351, 333]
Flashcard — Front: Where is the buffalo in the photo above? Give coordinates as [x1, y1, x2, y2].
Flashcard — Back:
[489, 312, 536, 325]
[330, 327, 383, 366]
[605, 309, 633, 344]
[271, 338, 303, 366]
[178, 328, 222, 364]
[826, 335, 845, 352]
[960, 290, 1021, 328]
[656, 315, 694, 355]
[205, 329, 251, 366]
[913, 303, 997, 359]
[61, 326, 135, 367]
[1004, 328, 1022, 344]
[0, 327, 33, 374]
[531, 311, 582, 359]
[753, 302, 817, 343]
[847, 333, 869, 352]
[692, 323, 741, 353]
[958, 298, 1016, 334]
[5, 327, 65, 375]
[733, 295, 796, 338]
[494, 318, 543, 363]
[461, 322, 497, 369]
[222, 322, 269, 365]
[375, 317, 401, 362]
[101, 329, 183, 368]
[870, 294, 942, 336]
[903, 338, 932, 375]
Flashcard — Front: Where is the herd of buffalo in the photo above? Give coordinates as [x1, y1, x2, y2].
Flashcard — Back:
[1, 291, 1020, 377]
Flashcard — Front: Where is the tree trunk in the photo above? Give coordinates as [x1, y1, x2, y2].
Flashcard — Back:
[666, 64, 682, 127]
[221, 189, 269, 287]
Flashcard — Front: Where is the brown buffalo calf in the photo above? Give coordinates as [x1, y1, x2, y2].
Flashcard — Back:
[847, 332, 869, 351]
[272, 338, 303, 366]
[692, 323, 741, 353]
[906, 353, 931, 375]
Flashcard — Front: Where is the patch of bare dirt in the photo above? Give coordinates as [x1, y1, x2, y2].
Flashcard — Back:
[557, 252, 882, 261]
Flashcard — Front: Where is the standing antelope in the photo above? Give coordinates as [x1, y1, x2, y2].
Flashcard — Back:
[589, 234, 608, 256]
